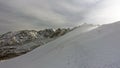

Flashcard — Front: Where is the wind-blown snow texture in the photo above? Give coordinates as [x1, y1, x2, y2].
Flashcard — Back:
[0, 22, 120, 68]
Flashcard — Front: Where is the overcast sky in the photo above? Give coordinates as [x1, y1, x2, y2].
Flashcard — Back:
[0, 0, 120, 33]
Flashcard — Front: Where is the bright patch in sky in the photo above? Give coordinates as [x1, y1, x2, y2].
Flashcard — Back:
[84, 0, 120, 24]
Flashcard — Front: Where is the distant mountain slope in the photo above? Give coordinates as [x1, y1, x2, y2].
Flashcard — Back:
[0, 28, 71, 60]
[0, 25, 99, 68]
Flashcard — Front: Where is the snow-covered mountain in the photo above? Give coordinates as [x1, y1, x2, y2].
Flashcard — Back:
[0, 28, 71, 60]
[0, 22, 120, 68]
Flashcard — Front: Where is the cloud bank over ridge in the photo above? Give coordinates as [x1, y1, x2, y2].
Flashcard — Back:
[0, 0, 120, 33]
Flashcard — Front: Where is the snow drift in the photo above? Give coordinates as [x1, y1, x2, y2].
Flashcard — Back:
[0, 22, 120, 68]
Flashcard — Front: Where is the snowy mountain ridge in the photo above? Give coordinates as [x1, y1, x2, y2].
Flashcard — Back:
[0, 28, 71, 60]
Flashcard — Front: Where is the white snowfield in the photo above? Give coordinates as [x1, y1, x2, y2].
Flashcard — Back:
[1, 22, 120, 68]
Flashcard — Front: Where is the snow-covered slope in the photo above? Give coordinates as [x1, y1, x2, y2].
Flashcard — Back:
[1, 22, 120, 68]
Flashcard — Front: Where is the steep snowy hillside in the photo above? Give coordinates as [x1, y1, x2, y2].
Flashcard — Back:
[0, 22, 120, 68]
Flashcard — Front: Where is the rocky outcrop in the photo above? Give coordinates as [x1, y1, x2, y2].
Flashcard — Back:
[50, 28, 71, 38]
[0, 30, 38, 46]
[0, 28, 71, 60]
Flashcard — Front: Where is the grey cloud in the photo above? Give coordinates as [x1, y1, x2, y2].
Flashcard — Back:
[0, 0, 119, 34]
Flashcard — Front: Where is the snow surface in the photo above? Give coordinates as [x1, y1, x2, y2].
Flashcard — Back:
[1, 22, 120, 68]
